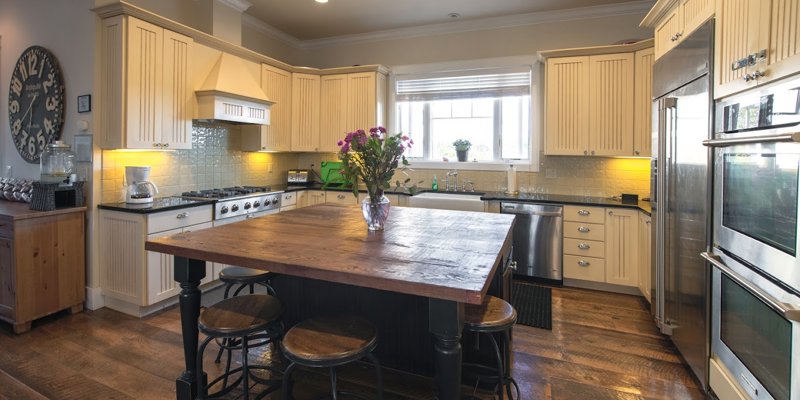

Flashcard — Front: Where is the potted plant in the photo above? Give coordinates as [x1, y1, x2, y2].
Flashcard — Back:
[453, 139, 472, 162]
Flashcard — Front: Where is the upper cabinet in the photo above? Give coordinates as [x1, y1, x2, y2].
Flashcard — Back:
[242, 64, 293, 151]
[542, 40, 653, 157]
[99, 16, 193, 150]
[291, 73, 321, 152]
[651, 0, 714, 59]
[715, 0, 800, 98]
[319, 72, 387, 153]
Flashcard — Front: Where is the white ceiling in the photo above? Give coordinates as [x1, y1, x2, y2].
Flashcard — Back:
[245, 0, 653, 40]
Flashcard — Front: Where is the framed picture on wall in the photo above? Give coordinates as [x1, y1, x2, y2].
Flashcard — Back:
[77, 94, 91, 113]
[74, 134, 92, 162]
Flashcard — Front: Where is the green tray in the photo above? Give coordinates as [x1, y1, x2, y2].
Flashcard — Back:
[320, 161, 349, 185]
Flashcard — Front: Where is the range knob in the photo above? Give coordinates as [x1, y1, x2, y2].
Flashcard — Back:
[244, 202, 252, 210]
[271, 197, 279, 205]
[253, 200, 261, 208]
[231, 204, 240, 212]
[220, 205, 229, 214]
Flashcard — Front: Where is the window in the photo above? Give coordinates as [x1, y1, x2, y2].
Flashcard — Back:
[394, 68, 531, 164]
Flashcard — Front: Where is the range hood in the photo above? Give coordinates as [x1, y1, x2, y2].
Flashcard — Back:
[195, 53, 273, 125]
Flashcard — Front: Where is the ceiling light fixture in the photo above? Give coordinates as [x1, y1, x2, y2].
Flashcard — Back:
[316, 0, 328, 3]
[448, 12, 460, 18]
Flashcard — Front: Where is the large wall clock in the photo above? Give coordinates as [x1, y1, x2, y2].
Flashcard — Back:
[7, 46, 65, 163]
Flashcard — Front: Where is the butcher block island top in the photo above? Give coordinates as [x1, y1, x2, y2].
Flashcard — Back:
[146, 204, 515, 305]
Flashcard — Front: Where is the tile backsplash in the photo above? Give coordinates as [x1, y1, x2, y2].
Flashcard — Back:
[101, 125, 650, 204]
[101, 122, 298, 203]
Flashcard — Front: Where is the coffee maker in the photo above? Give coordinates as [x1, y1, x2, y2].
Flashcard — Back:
[125, 166, 158, 204]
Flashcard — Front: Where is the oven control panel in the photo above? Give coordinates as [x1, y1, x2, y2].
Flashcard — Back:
[215, 193, 282, 219]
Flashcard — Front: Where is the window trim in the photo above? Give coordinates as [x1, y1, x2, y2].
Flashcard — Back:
[388, 56, 541, 172]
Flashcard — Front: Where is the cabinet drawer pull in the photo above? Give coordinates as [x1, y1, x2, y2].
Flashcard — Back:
[285, 194, 292, 200]
[646, 220, 651, 225]
[578, 260, 591, 267]
[577, 226, 590, 233]
[577, 209, 590, 216]
[578, 243, 590, 250]
[176, 212, 188, 219]
[337, 194, 345, 199]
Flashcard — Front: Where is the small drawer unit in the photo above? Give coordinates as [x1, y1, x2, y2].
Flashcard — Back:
[564, 237, 605, 258]
[564, 221, 605, 242]
[327, 192, 356, 206]
[281, 192, 297, 207]
[563, 205, 606, 283]
[147, 205, 213, 234]
[564, 205, 605, 224]
[563, 254, 606, 282]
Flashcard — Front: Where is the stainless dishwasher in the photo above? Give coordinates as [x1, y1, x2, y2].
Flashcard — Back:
[500, 202, 563, 281]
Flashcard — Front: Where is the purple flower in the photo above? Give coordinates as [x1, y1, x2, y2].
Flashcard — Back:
[369, 127, 378, 134]
[378, 126, 386, 133]
[341, 142, 350, 153]
[401, 135, 409, 141]
[337, 140, 344, 146]
[409, 138, 414, 145]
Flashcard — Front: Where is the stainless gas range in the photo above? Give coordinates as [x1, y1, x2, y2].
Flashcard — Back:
[181, 186, 282, 221]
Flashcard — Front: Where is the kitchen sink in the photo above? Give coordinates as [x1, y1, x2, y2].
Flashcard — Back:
[408, 192, 485, 212]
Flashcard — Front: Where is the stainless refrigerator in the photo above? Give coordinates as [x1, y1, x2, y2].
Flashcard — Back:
[651, 20, 713, 389]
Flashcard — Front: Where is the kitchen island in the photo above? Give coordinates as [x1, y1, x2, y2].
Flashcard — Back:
[145, 204, 515, 400]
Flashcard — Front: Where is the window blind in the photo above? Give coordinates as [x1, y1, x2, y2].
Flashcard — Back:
[396, 71, 530, 101]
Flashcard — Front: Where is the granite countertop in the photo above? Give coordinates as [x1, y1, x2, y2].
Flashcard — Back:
[98, 197, 214, 214]
[480, 191, 651, 214]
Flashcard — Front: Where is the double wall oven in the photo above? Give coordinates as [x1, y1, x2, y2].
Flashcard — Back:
[703, 76, 800, 400]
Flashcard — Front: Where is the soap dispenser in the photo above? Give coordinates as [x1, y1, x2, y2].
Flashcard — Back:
[432, 175, 439, 191]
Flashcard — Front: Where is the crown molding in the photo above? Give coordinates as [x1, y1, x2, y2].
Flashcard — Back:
[299, 0, 656, 49]
[215, 0, 252, 13]
[242, 13, 304, 48]
[640, 0, 679, 28]
[538, 38, 654, 59]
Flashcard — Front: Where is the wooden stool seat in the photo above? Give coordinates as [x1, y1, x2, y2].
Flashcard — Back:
[200, 294, 282, 337]
[219, 266, 275, 283]
[464, 296, 517, 332]
[281, 315, 377, 367]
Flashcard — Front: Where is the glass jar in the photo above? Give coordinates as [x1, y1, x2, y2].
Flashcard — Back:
[40, 140, 75, 184]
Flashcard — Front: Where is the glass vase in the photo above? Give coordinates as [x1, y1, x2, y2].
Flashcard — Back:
[361, 195, 391, 231]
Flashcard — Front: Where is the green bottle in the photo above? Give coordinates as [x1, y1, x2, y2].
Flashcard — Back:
[432, 175, 439, 191]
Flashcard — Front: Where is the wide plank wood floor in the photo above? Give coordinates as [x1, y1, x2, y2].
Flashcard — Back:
[0, 286, 708, 400]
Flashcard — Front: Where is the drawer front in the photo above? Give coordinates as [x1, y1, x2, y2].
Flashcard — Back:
[564, 238, 605, 258]
[327, 192, 356, 205]
[564, 221, 605, 241]
[148, 205, 213, 234]
[563, 254, 605, 282]
[563, 205, 605, 223]
[281, 192, 297, 207]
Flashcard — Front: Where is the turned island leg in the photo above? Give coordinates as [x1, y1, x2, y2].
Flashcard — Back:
[173, 256, 207, 400]
[429, 298, 465, 400]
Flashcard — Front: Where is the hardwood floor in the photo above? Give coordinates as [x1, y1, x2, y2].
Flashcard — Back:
[0, 286, 707, 400]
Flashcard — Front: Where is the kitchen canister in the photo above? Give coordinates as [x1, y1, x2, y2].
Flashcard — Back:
[506, 164, 518, 194]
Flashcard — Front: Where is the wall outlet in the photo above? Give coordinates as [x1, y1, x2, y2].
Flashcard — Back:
[545, 168, 556, 178]
[267, 163, 273, 173]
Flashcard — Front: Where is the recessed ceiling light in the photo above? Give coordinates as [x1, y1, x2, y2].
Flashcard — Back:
[448, 12, 460, 18]
[316, 0, 328, 3]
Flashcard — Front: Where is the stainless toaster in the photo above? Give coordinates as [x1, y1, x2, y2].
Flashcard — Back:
[287, 169, 311, 184]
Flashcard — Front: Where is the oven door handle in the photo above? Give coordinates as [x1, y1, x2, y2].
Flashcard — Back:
[702, 132, 800, 147]
[701, 252, 800, 322]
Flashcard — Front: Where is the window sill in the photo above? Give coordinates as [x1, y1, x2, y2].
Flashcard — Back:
[405, 160, 536, 172]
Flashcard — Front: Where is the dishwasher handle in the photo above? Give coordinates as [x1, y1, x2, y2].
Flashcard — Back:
[501, 204, 563, 217]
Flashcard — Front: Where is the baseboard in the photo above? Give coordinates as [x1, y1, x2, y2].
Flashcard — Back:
[85, 286, 105, 310]
[101, 281, 228, 318]
[563, 278, 642, 296]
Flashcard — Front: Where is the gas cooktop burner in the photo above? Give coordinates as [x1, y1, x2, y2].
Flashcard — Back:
[181, 186, 272, 199]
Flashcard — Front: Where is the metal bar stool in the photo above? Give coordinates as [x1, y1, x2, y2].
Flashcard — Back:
[197, 294, 284, 400]
[463, 295, 520, 400]
[214, 266, 279, 365]
[280, 315, 383, 400]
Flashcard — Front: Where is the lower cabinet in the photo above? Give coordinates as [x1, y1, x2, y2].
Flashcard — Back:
[297, 190, 326, 208]
[638, 212, 652, 301]
[563, 206, 644, 290]
[99, 205, 214, 317]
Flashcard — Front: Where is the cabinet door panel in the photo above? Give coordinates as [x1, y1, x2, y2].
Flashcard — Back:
[347, 72, 377, 132]
[545, 56, 590, 155]
[320, 74, 349, 153]
[605, 209, 639, 287]
[654, 8, 682, 59]
[767, 0, 800, 84]
[681, 0, 714, 39]
[260, 64, 293, 151]
[291, 73, 321, 152]
[0, 238, 14, 318]
[147, 227, 183, 305]
[715, 0, 764, 98]
[161, 29, 193, 150]
[126, 17, 163, 149]
[634, 48, 655, 157]
[638, 213, 652, 300]
[589, 53, 634, 156]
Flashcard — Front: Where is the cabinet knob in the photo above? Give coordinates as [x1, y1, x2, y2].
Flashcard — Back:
[578, 243, 590, 250]
[152, 143, 160, 148]
[646, 220, 651, 225]
[578, 260, 591, 267]
[591, 150, 595, 156]
[578, 226, 590, 233]
[578, 209, 590, 216]
[286, 195, 292, 200]
[583, 150, 588, 156]
[608, 210, 613, 216]
[176, 212, 188, 219]
[634, 150, 640, 155]
[261, 147, 266, 150]
[163, 143, 169, 148]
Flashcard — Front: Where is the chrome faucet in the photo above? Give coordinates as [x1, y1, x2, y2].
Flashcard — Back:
[444, 170, 459, 191]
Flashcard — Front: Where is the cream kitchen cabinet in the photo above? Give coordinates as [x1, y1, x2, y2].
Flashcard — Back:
[563, 205, 607, 282]
[605, 209, 639, 287]
[319, 72, 388, 153]
[297, 190, 326, 208]
[99, 16, 193, 150]
[543, 40, 652, 157]
[328, 191, 357, 205]
[634, 47, 655, 157]
[647, 0, 714, 60]
[714, 0, 800, 98]
[291, 73, 321, 152]
[242, 64, 293, 152]
[638, 212, 652, 301]
[99, 205, 213, 317]
[279, 191, 298, 212]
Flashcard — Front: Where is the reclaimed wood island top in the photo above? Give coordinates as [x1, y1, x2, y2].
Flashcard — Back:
[145, 204, 515, 304]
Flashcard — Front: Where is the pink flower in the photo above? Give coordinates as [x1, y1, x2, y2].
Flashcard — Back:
[378, 126, 387, 133]
[369, 127, 378, 134]
[401, 135, 409, 141]
[337, 140, 344, 146]
[409, 138, 414, 145]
